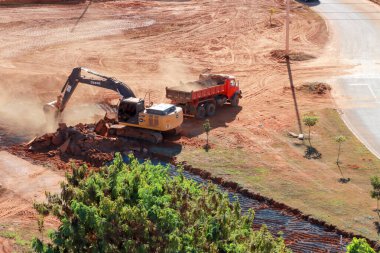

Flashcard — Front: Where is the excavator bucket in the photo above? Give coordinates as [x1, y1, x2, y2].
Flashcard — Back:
[43, 100, 60, 127]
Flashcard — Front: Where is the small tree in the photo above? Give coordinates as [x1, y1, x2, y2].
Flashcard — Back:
[268, 7, 277, 27]
[346, 237, 375, 253]
[33, 201, 49, 243]
[303, 115, 319, 146]
[370, 176, 380, 215]
[203, 119, 211, 151]
[335, 135, 347, 179]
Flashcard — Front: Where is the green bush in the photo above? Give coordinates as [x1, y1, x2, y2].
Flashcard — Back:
[346, 237, 375, 253]
[33, 153, 290, 253]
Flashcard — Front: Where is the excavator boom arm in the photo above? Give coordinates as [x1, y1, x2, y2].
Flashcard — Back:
[56, 67, 135, 112]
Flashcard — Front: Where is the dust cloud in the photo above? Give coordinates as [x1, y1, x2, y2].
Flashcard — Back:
[58, 82, 119, 126]
[157, 58, 208, 92]
[0, 87, 48, 141]
[0, 77, 108, 143]
[157, 58, 195, 88]
[61, 103, 107, 126]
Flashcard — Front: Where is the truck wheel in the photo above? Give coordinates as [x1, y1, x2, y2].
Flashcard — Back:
[216, 97, 227, 107]
[196, 105, 206, 119]
[206, 103, 216, 117]
[231, 94, 240, 107]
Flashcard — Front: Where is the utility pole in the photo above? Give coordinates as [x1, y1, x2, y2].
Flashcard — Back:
[284, 0, 302, 136]
[285, 0, 290, 56]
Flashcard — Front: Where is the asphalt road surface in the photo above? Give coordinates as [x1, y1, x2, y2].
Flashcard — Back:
[311, 0, 380, 157]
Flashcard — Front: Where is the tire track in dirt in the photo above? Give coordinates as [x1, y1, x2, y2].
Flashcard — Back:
[0, 238, 14, 253]
[0, 18, 155, 59]
[0, 151, 63, 253]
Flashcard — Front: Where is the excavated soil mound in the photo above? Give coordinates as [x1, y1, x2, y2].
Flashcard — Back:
[270, 49, 316, 61]
[25, 122, 144, 167]
[283, 82, 332, 95]
[298, 82, 331, 94]
[9, 117, 180, 170]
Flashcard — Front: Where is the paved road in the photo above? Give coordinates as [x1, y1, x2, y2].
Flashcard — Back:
[310, 0, 380, 157]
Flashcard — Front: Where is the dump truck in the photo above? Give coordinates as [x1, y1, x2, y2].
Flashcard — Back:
[165, 74, 242, 119]
[44, 67, 183, 143]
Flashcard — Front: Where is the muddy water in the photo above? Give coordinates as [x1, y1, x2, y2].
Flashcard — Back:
[176, 169, 350, 252]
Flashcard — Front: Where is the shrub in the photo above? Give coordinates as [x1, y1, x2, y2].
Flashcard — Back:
[346, 237, 375, 253]
[33, 153, 290, 253]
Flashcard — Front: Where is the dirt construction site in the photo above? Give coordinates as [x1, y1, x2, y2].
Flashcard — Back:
[2, 0, 380, 251]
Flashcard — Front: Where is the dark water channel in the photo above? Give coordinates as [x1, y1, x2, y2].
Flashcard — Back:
[180, 170, 349, 253]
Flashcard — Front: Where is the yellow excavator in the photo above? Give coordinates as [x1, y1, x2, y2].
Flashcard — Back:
[43, 67, 183, 143]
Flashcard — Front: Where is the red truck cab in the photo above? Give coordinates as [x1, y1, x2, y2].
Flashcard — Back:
[166, 74, 242, 119]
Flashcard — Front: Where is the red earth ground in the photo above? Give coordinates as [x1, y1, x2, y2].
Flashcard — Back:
[0, 0, 335, 251]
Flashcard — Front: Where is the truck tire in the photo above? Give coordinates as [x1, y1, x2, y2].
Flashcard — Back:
[216, 96, 227, 107]
[196, 105, 206, 119]
[206, 103, 216, 117]
[231, 94, 240, 107]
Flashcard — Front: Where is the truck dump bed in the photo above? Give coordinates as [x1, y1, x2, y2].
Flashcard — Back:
[166, 75, 227, 103]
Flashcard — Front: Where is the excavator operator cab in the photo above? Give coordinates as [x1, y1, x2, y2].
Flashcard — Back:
[118, 97, 145, 123]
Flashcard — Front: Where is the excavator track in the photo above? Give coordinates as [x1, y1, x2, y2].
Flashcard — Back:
[108, 124, 163, 144]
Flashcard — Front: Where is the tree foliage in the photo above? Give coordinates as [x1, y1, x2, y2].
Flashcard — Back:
[302, 115, 318, 128]
[370, 176, 380, 213]
[203, 119, 211, 151]
[33, 153, 290, 253]
[335, 135, 347, 180]
[302, 115, 319, 146]
[335, 135, 347, 144]
[268, 7, 277, 27]
[346, 237, 375, 253]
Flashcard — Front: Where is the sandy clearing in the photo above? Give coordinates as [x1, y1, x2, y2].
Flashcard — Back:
[0, 0, 329, 142]
[0, 151, 63, 202]
[0, 151, 62, 252]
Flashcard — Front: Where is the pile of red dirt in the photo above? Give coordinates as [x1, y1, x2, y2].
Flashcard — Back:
[298, 82, 331, 95]
[24, 122, 143, 167]
[270, 49, 316, 61]
[7, 115, 179, 170]
[283, 82, 332, 95]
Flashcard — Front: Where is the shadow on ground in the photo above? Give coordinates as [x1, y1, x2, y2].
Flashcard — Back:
[178, 105, 242, 138]
[286, 58, 303, 135]
[71, 0, 91, 32]
[154, 105, 241, 157]
[304, 145, 322, 159]
[374, 221, 380, 235]
[295, 0, 321, 7]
